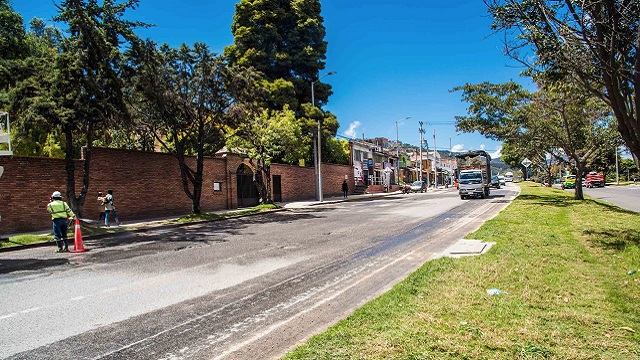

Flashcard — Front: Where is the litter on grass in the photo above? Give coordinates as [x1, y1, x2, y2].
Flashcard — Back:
[486, 288, 502, 296]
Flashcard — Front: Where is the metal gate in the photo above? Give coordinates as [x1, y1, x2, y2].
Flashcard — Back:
[236, 164, 259, 208]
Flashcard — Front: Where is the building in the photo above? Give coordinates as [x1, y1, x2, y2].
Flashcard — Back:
[350, 139, 398, 189]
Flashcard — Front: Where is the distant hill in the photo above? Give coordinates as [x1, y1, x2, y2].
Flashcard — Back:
[491, 158, 511, 174]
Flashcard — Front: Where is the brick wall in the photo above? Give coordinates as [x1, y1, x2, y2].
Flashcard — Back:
[271, 163, 354, 201]
[0, 148, 353, 235]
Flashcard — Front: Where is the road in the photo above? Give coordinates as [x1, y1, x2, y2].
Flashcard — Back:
[1, 185, 518, 360]
[582, 184, 640, 213]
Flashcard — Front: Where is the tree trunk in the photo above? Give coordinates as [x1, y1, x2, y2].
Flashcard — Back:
[252, 161, 269, 204]
[263, 164, 273, 204]
[574, 163, 585, 200]
[64, 124, 78, 214]
[192, 147, 204, 214]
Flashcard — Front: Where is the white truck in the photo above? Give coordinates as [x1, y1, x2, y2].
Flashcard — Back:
[455, 150, 492, 199]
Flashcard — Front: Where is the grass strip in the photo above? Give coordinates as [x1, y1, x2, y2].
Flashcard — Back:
[283, 183, 640, 359]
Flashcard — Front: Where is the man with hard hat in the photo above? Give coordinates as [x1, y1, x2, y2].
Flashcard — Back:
[47, 191, 75, 253]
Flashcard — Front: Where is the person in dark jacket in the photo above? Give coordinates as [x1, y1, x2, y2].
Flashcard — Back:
[342, 179, 349, 199]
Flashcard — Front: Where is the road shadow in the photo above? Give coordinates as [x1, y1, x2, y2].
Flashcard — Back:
[0, 258, 69, 274]
[82, 210, 322, 249]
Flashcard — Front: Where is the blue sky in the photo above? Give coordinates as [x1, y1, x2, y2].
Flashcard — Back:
[12, 0, 531, 159]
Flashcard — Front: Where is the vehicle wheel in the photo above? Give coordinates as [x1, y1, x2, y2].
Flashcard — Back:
[460, 195, 466, 200]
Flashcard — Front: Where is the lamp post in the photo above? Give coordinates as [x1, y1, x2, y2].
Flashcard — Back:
[418, 121, 425, 182]
[395, 117, 410, 184]
[311, 71, 336, 202]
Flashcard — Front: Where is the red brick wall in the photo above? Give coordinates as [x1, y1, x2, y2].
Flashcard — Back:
[271, 163, 353, 201]
[0, 148, 353, 235]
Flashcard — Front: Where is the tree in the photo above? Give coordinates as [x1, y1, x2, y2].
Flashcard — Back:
[129, 41, 258, 213]
[225, 0, 340, 166]
[324, 137, 350, 165]
[486, 0, 640, 168]
[2, 0, 144, 216]
[454, 80, 618, 199]
[226, 106, 305, 204]
[225, 0, 329, 109]
[53, 0, 145, 216]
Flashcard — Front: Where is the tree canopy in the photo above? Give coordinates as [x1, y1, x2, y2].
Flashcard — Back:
[225, 0, 330, 110]
[486, 0, 640, 167]
[454, 80, 618, 199]
[129, 41, 259, 213]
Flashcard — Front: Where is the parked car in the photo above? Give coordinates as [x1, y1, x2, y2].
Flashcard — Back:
[409, 180, 426, 193]
[490, 175, 501, 189]
[498, 175, 506, 186]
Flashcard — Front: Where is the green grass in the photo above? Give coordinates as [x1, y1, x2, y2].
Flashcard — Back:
[1, 233, 53, 248]
[283, 182, 640, 360]
[174, 203, 279, 223]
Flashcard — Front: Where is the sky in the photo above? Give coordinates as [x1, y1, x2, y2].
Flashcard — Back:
[11, 0, 533, 159]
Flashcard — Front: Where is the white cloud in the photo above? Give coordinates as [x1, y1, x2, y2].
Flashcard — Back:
[479, 144, 486, 151]
[489, 145, 502, 159]
[450, 144, 465, 153]
[343, 121, 361, 138]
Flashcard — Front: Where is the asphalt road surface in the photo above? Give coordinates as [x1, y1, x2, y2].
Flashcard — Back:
[582, 184, 640, 213]
[1, 185, 518, 360]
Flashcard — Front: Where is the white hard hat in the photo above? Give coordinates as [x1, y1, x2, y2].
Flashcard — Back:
[51, 191, 62, 198]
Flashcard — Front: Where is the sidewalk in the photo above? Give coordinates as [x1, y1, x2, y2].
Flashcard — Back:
[1, 188, 452, 252]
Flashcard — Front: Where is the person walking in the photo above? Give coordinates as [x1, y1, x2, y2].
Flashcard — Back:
[47, 191, 75, 253]
[342, 179, 349, 199]
[97, 191, 105, 222]
[104, 189, 120, 227]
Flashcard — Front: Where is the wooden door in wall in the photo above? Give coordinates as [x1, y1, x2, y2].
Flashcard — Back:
[236, 164, 259, 207]
[272, 175, 282, 202]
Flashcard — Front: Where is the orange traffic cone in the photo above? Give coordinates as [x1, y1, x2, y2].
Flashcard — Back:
[70, 218, 89, 253]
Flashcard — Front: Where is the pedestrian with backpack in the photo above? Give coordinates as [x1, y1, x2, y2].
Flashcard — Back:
[104, 189, 120, 227]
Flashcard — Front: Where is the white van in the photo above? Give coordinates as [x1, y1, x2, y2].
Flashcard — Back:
[504, 172, 514, 182]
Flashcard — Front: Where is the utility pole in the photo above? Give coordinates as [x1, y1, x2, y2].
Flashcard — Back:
[419, 121, 425, 182]
[433, 129, 437, 188]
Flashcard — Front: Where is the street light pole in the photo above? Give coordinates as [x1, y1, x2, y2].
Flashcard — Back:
[312, 71, 336, 202]
[419, 121, 424, 182]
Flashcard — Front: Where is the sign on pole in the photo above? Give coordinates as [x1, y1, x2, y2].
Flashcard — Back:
[521, 158, 532, 168]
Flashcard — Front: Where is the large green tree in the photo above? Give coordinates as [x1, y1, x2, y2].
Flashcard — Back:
[2, 0, 145, 216]
[225, 0, 329, 109]
[129, 41, 259, 213]
[226, 106, 305, 204]
[486, 0, 640, 168]
[225, 0, 338, 166]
